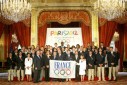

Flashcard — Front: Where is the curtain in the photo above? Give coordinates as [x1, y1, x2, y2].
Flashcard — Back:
[12, 22, 31, 47]
[38, 23, 47, 46]
[4, 25, 14, 59]
[81, 23, 92, 47]
[124, 24, 127, 60]
[0, 23, 5, 38]
[99, 21, 117, 46]
[115, 24, 124, 71]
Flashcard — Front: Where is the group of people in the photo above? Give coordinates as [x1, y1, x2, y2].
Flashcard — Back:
[7, 42, 120, 83]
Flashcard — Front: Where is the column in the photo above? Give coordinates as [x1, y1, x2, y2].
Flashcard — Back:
[31, 8, 38, 46]
[91, 12, 99, 46]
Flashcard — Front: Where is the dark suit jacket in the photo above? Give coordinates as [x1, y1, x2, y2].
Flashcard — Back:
[87, 55, 95, 69]
[33, 55, 42, 70]
[51, 55, 57, 60]
[107, 52, 116, 67]
[73, 54, 80, 63]
[114, 52, 120, 66]
[40, 54, 45, 68]
[65, 53, 74, 61]
[17, 56, 25, 70]
[12, 53, 18, 67]
[7, 57, 15, 69]
[56, 53, 65, 60]
[96, 53, 105, 67]
[100, 46, 106, 52]
[44, 56, 51, 67]
[83, 51, 89, 59]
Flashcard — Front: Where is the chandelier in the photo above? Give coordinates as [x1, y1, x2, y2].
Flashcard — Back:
[94, 0, 126, 20]
[0, 0, 31, 22]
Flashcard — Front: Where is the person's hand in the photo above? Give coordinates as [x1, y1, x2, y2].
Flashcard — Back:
[89, 64, 92, 67]
[46, 65, 49, 68]
[35, 67, 37, 70]
[111, 63, 114, 65]
[27, 67, 29, 69]
[99, 64, 103, 67]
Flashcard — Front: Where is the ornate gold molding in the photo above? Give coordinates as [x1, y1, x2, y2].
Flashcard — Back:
[38, 11, 91, 27]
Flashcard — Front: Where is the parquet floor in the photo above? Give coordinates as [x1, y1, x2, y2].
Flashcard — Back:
[0, 72, 127, 85]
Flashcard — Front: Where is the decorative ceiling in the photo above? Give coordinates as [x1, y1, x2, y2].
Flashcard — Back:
[0, 0, 127, 25]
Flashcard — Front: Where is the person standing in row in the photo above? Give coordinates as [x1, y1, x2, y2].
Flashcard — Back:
[78, 54, 86, 82]
[107, 47, 116, 81]
[17, 51, 25, 81]
[33, 50, 42, 83]
[24, 53, 33, 81]
[7, 53, 15, 82]
[65, 50, 74, 82]
[96, 49, 105, 81]
[45, 50, 52, 82]
[73, 50, 80, 81]
[114, 48, 120, 79]
[87, 51, 95, 81]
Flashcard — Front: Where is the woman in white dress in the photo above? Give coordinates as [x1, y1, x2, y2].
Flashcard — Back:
[25, 53, 33, 81]
[78, 54, 86, 81]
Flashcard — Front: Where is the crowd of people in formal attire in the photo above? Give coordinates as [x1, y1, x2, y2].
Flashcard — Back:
[7, 42, 120, 83]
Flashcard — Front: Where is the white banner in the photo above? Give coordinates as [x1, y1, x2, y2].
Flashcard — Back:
[50, 60, 76, 79]
[46, 28, 83, 46]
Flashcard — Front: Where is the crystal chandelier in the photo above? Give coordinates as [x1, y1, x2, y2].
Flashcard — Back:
[94, 0, 126, 20]
[0, 0, 31, 22]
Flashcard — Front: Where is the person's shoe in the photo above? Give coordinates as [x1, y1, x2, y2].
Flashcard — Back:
[113, 78, 116, 81]
[38, 80, 40, 82]
[103, 80, 106, 81]
[108, 79, 111, 81]
[33, 81, 38, 83]
[98, 80, 101, 81]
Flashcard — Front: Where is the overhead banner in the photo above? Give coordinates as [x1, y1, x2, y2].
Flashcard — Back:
[50, 60, 76, 79]
[46, 28, 83, 46]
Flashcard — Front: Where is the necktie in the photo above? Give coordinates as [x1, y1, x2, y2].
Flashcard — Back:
[38, 56, 40, 59]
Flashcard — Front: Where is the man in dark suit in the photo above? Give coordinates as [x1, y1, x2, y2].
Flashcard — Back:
[66, 50, 74, 61]
[73, 50, 80, 81]
[87, 51, 95, 81]
[51, 51, 58, 60]
[65, 50, 74, 81]
[51, 51, 58, 81]
[100, 42, 106, 53]
[44, 50, 51, 82]
[56, 48, 65, 60]
[33, 50, 42, 83]
[7, 53, 15, 82]
[59, 42, 65, 50]
[96, 50, 105, 81]
[52, 43, 58, 52]
[107, 47, 116, 81]
[55, 48, 65, 82]
[39, 50, 45, 81]
[114, 48, 120, 78]
[17, 51, 25, 81]
[12, 49, 18, 77]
